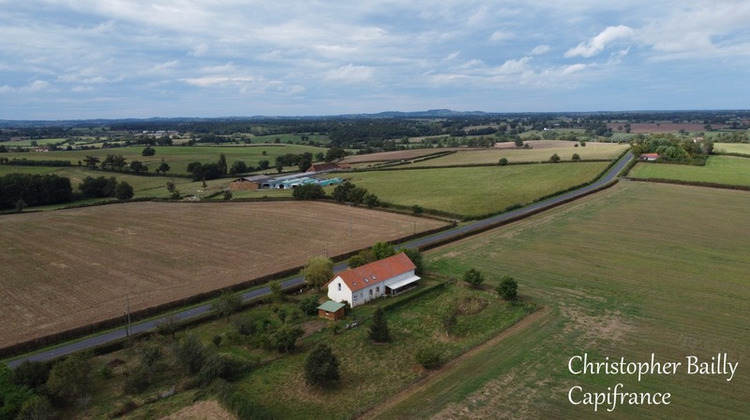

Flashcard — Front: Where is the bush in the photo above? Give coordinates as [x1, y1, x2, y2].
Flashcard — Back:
[292, 183, 325, 200]
[497, 276, 518, 301]
[498, 157, 509, 166]
[415, 345, 443, 369]
[549, 153, 561, 163]
[463, 268, 484, 288]
[572, 153, 581, 162]
[304, 343, 340, 387]
[115, 181, 134, 200]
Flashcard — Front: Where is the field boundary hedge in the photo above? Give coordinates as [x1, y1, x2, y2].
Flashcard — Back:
[625, 177, 750, 192]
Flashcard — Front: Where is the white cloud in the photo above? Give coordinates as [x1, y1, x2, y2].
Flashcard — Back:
[565, 25, 634, 58]
[530, 45, 551, 56]
[21, 80, 50, 92]
[324, 64, 374, 83]
[182, 76, 255, 88]
[489, 30, 513, 42]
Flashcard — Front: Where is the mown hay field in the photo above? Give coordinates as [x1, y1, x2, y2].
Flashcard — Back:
[713, 142, 750, 155]
[338, 162, 609, 217]
[378, 182, 750, 419]
[0, 201, 447, 348]
[409, 141, 628, 167]
[629, 155, 750, 186]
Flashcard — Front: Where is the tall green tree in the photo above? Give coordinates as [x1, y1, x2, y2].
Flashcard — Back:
[304, 343, 340, 386]
[211, 290, 242, 320]
[368, 307, 390, 342]
[372, 242, 396, 260]
[218, 153, 228, 175]
[46, 352, 92, 403]
[301, 256, 334, 292]
[497, 276, 518, 301]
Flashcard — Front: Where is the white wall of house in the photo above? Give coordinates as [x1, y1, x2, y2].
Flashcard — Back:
[327, 269, 417, 308]
[327, 275, 352, 304]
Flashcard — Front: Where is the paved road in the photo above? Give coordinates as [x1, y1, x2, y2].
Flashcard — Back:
[6, 152, 633, 368]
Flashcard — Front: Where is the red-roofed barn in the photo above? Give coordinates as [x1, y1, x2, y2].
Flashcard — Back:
[326, 253, 419, 307]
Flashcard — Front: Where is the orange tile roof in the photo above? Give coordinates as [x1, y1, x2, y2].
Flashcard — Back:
[330, 252, 416, 292]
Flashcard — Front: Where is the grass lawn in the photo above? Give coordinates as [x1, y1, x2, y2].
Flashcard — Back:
[338, 162, 609, 218]
[69, 281, 534, 419]
[409, 143, 627, 167]
[629, 155, 750, 187]
[712, 142, 750, 155]
[376, 182, 750, 419]
[0, 143, 324, 175]
[0, 164, 234, 203]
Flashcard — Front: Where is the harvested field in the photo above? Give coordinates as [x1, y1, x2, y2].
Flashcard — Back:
[339, 148, 467, 164]
[0, 201, 447, 348]
[410, 141, 627, 166]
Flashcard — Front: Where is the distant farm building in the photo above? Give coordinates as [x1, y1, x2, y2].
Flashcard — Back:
[306, 162, 348, 173]
[639, 153, 660, 161]
[229, 175, 271, 191]
[326, 253, 419, 308]
[318, 300, 346, 321]
[230, 174, 343, 190]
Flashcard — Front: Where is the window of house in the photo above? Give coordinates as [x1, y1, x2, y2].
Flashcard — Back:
[338, 283, 341, 291]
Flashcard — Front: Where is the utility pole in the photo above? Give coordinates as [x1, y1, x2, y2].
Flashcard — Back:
[125, 296, 131, 337]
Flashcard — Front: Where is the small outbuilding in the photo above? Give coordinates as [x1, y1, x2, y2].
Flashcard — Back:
[639, 153, 660, 161]
[306, 162, 348, 173]
[229, 175, 271, 191]
[318, 300, 347, 321]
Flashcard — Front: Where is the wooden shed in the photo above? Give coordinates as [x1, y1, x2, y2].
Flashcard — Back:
[318, 301, 346, 321]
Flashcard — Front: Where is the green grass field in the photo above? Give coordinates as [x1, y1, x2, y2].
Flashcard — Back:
[1, 143, 324, 175]
[629, 155, 750, 186]
[339, 162, 609, 217]
[712, 142, 750, 155]
[0, 164, 235, 202]
[408, 143, 628, 167]
[377, 182, 750, 419]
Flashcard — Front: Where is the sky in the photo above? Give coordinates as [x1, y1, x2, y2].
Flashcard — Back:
[1, 0, 750, 119]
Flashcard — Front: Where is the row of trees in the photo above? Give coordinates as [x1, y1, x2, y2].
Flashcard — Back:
[463, 268, 518, 300]
[82, 154, 171, 175]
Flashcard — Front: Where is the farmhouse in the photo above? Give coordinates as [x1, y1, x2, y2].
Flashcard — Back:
[639, 153, 660, 161]
[317, 300, 346, 321]
[326, 253, 419, 308]
[229, 175, 271, 191]
[306, 162, 347, 173]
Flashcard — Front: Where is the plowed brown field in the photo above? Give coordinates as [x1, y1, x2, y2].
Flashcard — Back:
[0, 201, 447, 347]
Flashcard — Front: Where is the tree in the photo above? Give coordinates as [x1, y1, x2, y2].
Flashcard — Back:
[368, 307, 390, 342]
[1, 366, 35, 419]
[82, 155, 100, 168]
[46, 352, 92, 403]
[115, 181, 134, 200]
[325, 147, 347, 162]
[258, 159, 270, 170]
[372, 242, 395, 260]
[548, 153, 561, 163]
[402, 248, 424, 275]
[268, 280, 283, 303]
[211, 290, 242, 320]
[10, 361, 50, 391]
[218, 153, 228, 175]
[273, 324, 304, 352]
[497, 276, 518, 301]
[129, 160, 148, 173]
[514, 138, 524, 147]
[571, 153, 581, 162]
[176, 334, 206, 375]
[304, 343, 340, 386]
[298, 295, 320, 316]
[348, 248, 376, 268]
[297, 152, 313, 172]
[230, 160, 248, 175]
[156, 159, 171, 175]
[156, 314, 180, 339]
[301, 256, 334, 292]
[141, 146, 156, 156]
[165, 180, 180, 199]
[463, 268, 484, 288]
[332, 181, 355, 202]
[498, 157, 509, 166]
[363, 192, 380, 208]
[292, 183, 325, 200]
